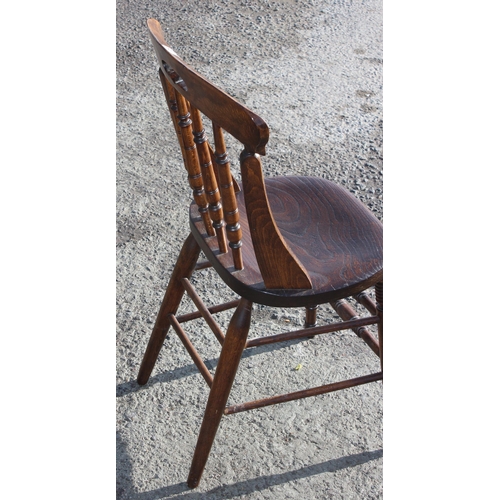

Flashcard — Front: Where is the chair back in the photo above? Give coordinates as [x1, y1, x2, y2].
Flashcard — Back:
[147, 19, 312, 288]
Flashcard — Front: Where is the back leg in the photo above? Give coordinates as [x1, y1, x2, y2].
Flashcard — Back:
[137, 233, 201, 385]
[305, 304, 318, 338]
[305, 305, 318, 327]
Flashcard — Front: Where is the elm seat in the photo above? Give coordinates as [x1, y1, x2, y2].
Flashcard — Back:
[137, 18, 383, 489]
[190, 175, 383, 307]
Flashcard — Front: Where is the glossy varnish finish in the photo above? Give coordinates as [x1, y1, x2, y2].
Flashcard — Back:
[240, 151, 313, 289]
[191, 105, 227, 252]
[137, 18, 383, 489]
[190, 176, 382, 307]
[213, 124, 243, 269]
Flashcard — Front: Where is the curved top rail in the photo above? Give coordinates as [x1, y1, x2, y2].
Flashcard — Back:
[147, 18, 269, 155]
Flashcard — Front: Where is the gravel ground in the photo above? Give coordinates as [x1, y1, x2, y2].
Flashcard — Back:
[116, 0, 383, 498]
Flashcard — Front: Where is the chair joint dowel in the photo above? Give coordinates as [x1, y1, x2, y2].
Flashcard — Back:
[194, 260, 213, 271]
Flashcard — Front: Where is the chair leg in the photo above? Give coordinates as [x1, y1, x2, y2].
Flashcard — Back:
[187, 298, 253, 489]
[305, 304, 317, 338]
[305, 304, 318, 327]
[137, 233, 201, 385]
[375, 281, 383, 371]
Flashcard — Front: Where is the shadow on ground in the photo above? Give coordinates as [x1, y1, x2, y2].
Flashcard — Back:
[117, 433, 382, 500]
[116, 338, 308, 398]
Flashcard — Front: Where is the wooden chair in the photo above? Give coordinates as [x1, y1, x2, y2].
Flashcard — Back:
[138, 18, 383, 489]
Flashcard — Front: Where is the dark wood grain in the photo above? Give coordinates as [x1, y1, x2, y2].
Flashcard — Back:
[191, 106, 227, 252]
[148, 19, 269, 155]
[224, 372, 383, 415]
[181, 278, 226, 346]
[354, 291, 378, 315]
[305, 305, 318, 327]
[190, 176, 382, 307]
[245, 315, 378, 348]
[175, 299, 240, 324]
[213, 124, 243, 269]
[187, 299, 253, 489]
[159, 70, 190, 172]
[140, 18, 383, 489]
[331, 299, 380, 356]
[240, 150, 312, 289]
[137, 233, 201, 385]
[174, 88, 214, 236]
[168, 314, 214, 388]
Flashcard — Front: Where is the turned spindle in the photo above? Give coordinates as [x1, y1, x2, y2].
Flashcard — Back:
[213, 123, 243, 270]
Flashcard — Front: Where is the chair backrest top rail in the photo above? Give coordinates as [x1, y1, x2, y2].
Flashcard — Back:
[147, 18, 269, 156]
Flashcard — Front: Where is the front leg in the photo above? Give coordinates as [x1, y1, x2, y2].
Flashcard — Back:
[187, 298, 253, 488]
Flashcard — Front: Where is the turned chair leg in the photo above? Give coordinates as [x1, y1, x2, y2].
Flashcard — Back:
[375, 281, 383, 371]
[187, 298, 253, 488]
[137, 233, 201, 385]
